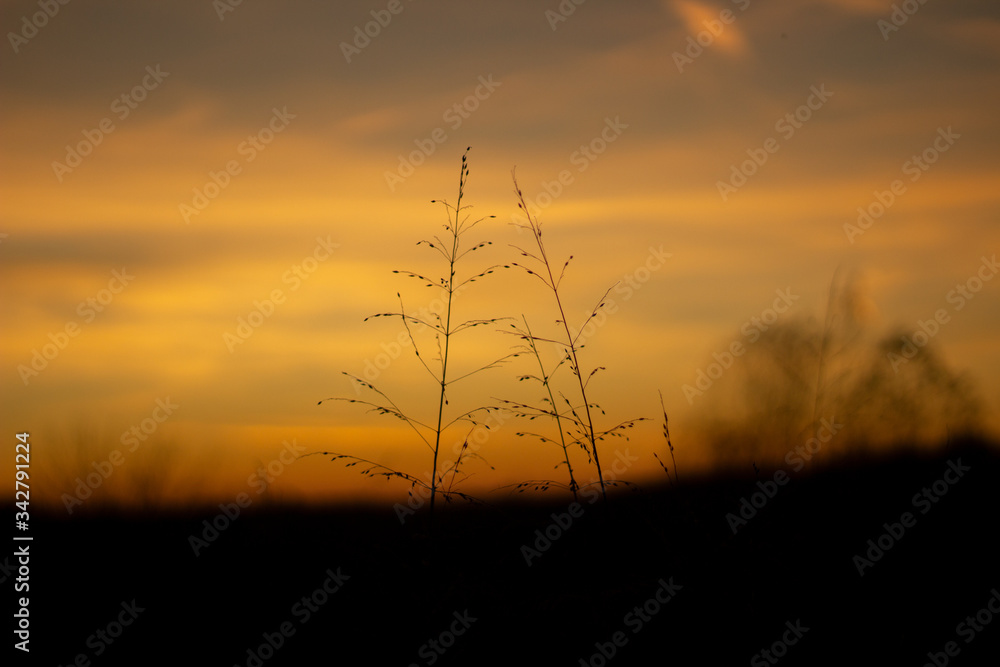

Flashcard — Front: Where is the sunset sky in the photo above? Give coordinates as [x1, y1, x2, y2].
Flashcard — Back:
[2, 0, 998, 509]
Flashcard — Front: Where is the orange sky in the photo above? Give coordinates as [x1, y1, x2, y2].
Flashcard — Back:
[2, 0, 998, 510]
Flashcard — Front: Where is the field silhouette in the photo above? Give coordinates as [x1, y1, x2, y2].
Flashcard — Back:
[30, 435, 999, 665]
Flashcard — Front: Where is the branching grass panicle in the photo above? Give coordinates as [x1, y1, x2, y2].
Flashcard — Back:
[314, 148, 512, 522]
[503, 170, 647, 501]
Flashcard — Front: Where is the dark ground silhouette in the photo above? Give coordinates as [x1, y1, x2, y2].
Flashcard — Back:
[23, 436, 1000, 666]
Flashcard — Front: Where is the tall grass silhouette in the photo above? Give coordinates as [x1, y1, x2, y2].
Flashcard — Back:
[316, 148, 511, 521]
[500, 172, 647, 501]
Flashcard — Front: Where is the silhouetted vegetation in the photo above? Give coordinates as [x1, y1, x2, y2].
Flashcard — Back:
[694, 269, 984, 464]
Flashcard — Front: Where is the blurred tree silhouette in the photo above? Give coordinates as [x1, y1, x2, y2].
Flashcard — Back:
[697, 269, 984, 464]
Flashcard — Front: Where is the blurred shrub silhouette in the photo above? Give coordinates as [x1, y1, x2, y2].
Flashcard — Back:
[696, 269, 983, 463]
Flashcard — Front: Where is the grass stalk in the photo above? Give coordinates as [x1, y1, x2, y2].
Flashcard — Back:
[505, 315, 580, 500]
[508, 171, 639, 501]
[317, 148, 510, 524]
